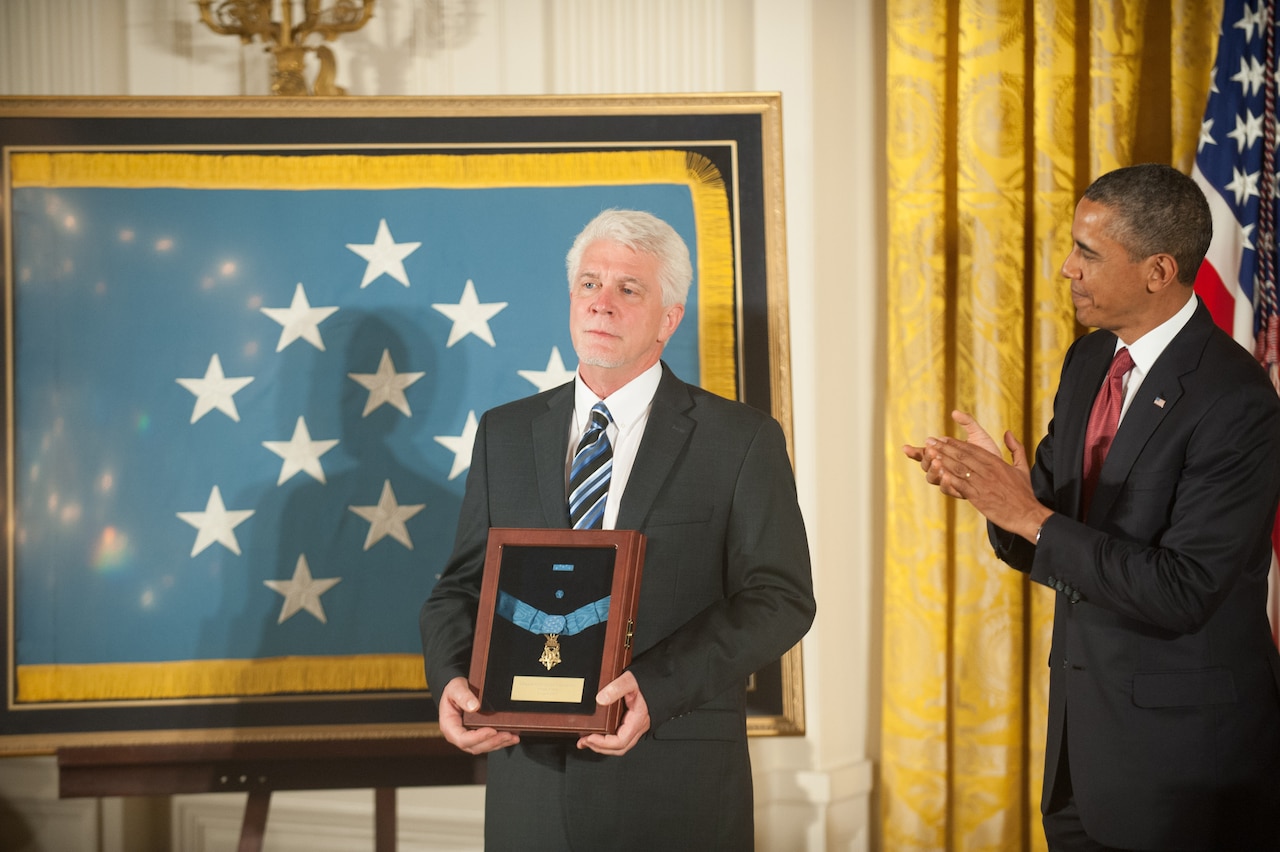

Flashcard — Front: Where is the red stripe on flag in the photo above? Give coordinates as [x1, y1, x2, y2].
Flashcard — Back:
[1194, 260, 1237, 333]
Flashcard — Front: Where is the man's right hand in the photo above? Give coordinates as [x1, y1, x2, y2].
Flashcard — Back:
[437, 676, 521, 754]
[902, 409, 1048, 541]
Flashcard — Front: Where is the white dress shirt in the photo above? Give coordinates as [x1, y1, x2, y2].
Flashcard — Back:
[568, 361, 663, 530]
[1115, 293, 1198, 424]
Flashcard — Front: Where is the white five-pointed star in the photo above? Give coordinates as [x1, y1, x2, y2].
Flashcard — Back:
[1198, 117, 1216, 153]
[345, 219, 422, 288]
[348, 479, 425, 550]
[264, 554, 342, 624]
[434, 410, 479, 481]
[1241, 220, 1257, 252]
[260, 283, 339, 352]
[431, 279, 508, 347]
[1232, 54, 1266, 97]
[262, 417, 340, 485]
[1235, 1, 1266, 42]
[347, 349, 425, 417]
[1225, 165, 1261, 206]
[517, 346, 577, 392]
[176, 354, 254, 423]
[1227, 109, 1265, 152]
[176, 485, 255, 557]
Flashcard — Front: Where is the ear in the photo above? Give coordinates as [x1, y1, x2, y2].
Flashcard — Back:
[657, 303, 685, 343]
[1146, 252, 1180, 293]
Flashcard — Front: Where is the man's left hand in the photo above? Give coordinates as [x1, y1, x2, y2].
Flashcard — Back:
[577, 670, 650, 756]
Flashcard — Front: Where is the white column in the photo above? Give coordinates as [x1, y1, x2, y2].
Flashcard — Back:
[750, 0, 880, 849]
[808, 1, 880, 843]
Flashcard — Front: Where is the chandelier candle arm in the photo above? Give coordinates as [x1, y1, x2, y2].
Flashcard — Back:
[195, 0, 376, 96]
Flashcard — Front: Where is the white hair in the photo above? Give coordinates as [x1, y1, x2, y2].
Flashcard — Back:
[564, 209, 693, 306]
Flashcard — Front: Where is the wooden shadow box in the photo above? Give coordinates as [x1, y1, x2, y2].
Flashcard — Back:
[462, 528, 646, 735]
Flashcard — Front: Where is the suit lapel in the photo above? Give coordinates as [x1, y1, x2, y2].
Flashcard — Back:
[533, 384, 575, 527]
[615, 365, 695, 530]
[1087, 303, 1211, 522]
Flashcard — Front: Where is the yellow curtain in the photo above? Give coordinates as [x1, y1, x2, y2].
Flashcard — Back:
[881, 1, 1219, 849]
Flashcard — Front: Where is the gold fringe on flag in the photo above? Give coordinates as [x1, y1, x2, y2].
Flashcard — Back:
[17, 654, 428, 703]
[685, 151, 736, 399]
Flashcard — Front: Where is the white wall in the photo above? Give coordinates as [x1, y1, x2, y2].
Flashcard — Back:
[0, 1, 882, 849]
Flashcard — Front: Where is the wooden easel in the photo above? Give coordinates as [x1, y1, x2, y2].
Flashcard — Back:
[57, 738, 485, 852]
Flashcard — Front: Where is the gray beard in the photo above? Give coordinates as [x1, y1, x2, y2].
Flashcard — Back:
[577, 352, 628, 369]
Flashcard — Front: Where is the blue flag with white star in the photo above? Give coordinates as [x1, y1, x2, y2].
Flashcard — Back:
[8, 150, 732, 702]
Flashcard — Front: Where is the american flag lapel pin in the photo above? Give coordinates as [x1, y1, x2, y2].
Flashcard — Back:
[1154, 396, 1166, 409]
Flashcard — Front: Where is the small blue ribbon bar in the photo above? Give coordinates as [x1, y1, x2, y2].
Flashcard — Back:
[495, 590, 611, 636]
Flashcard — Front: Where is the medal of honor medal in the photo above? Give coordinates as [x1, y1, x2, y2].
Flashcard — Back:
[539, 634, 562, 670]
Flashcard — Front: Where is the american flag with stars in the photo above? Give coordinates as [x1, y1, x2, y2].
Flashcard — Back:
[1191, 0, 1280, 640]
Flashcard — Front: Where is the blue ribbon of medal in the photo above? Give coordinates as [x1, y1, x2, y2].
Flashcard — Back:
[495, 591, 611, 670]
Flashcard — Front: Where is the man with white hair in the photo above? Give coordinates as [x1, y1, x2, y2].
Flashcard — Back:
[422, 208, 815, 850]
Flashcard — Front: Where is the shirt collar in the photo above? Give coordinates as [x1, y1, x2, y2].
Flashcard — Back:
[1117, 292, 1198, 374]
[574, 361, 663, 430]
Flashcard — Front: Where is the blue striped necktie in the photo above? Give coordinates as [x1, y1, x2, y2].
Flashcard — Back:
[569, 403, 613, 529]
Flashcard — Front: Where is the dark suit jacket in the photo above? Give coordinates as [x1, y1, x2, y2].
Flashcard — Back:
[421, 363, 815, 851]
[992, 300, 1280, 850]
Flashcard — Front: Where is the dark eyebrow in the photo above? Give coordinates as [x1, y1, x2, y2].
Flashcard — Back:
[1075, 237, 1099, 256]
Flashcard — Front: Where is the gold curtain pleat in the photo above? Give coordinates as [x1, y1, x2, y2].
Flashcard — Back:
[882, 1, 1220, 849]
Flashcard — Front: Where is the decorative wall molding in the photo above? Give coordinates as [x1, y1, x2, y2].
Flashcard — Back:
[0, 0, 127, 95]
[173, 787, 483, 851]
[0, 757, 101, 851]
[548, 0, 731, 94]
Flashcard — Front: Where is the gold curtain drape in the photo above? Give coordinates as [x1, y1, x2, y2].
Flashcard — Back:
[882, 1, 1220, 849]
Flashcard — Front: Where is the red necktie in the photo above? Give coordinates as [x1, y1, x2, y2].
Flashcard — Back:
[1081, 347, 1134, 514]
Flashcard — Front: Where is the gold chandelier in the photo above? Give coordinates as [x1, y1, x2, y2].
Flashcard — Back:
[196, 0, 376, 96]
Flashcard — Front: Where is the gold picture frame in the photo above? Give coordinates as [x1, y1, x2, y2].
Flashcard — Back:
[0, 94, 802, 753]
